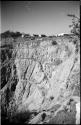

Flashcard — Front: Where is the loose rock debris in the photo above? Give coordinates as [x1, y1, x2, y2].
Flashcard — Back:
[1, 36, 80, 124]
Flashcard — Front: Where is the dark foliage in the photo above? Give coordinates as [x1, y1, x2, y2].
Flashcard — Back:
[52, 40, 57, 45]
[1, 30, 22, 39]
[67, 14, 80, 37]
[41, 34, 47, 37]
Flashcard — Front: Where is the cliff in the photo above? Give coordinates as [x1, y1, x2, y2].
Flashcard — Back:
[1, 35, 80, 124]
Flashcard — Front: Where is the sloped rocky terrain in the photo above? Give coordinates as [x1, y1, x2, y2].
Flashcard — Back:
[1, 35, 80, 124]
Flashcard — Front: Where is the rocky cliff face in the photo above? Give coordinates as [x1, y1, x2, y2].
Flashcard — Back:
[1, 36, 80, 124]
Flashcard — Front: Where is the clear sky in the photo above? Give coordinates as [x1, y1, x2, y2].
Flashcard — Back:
[1, 1, 80, 35]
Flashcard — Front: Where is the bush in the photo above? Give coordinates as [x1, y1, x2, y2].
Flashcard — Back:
[67, 14, 80, 38]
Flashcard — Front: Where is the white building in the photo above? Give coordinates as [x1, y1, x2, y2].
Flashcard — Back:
[21, 33, 25, 38]
[57, 33, 65, 36]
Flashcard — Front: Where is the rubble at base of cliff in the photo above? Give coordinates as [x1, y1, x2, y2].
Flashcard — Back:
[1, 35, 80, 124]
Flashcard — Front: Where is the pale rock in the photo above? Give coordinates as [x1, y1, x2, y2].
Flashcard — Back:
[23, 87, 43, 111]
[32, 62, 44, 83]
[76, 102, 80, 124]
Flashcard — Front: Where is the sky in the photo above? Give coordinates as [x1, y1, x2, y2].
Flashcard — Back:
[1, 1, 80, 35]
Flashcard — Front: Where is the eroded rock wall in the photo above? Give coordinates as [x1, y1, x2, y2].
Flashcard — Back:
[1, 36, 80, 124]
